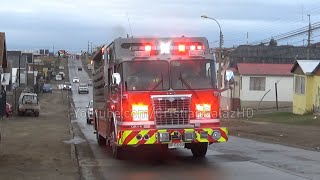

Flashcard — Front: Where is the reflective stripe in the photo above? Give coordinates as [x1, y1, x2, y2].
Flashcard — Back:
[117, 121, 155, 126]
[190, 119, 220, 123]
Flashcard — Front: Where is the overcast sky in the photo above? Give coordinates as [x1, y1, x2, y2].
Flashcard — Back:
[1, 0, 320, 52]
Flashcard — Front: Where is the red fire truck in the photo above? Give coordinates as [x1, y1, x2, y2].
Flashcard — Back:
[91, 36, 228, 159]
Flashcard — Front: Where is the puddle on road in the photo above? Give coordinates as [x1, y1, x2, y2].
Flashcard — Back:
[63, 136, 86, 144]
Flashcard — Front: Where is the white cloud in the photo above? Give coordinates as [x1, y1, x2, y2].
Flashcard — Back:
[2, 0, 320, 50]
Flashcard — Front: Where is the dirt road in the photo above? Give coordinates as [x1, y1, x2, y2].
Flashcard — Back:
[0, 59, 79, 180]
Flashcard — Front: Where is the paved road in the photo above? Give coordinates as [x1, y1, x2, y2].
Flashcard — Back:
[68, 57, 320, 180]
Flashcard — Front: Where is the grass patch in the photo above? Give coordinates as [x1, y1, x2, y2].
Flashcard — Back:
[250, 112, 320, 126]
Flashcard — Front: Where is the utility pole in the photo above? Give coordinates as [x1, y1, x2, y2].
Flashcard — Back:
[90, 42, 93, 54]
[87, 41, 90, 56]
[18, 55, 21, 86]
[307, 14, 311, 59]
[246, 32, 249, 45]
[53, 45, 55, 56]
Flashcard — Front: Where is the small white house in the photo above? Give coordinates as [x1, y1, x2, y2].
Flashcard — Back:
[222, 63, 294, 110]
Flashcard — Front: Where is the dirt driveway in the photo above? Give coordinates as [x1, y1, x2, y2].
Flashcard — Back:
[0, 59, 79, 180]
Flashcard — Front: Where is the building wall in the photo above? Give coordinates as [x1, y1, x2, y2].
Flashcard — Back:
[293, 75, 313, 114]
[240, 75, 293, 109]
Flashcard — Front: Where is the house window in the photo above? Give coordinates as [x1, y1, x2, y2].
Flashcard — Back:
[249, 77, 266, 91]
[295, 76, 305, 95]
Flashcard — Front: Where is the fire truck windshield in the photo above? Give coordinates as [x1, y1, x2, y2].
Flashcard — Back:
[123, 61, 170, 91]
[170, 60, 215, 90]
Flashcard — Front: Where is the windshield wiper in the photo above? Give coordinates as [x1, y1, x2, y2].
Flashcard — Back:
[178, 73, 199, 99]
[150, 74, 163, 92]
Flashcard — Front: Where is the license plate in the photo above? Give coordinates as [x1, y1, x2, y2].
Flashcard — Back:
[168, 142, 185, 149]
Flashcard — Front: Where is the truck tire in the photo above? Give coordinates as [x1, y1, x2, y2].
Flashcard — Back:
[111, 124, 122, 159]
[34, 112, 39, 117]
[86, 117, 91, 124]
[97, 134, 106, 146]
[191, 142, 208, 158]
[18, 110, 24, 116]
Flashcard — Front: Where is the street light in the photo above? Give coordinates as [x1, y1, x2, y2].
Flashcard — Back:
[201, 15, 224, 88]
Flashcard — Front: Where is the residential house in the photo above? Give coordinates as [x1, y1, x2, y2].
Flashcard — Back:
[224, 63, 294, 110]
[290, 60, 320, 115]
[7, 51, 29, 86]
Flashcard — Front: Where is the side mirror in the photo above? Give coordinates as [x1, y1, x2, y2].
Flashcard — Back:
[112, 73, 121, 85]
[225, 70, 234, 82]
[219, 70, 235, 92]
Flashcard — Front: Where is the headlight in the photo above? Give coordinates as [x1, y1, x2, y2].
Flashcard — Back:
[196, 104, 211, 119]
[132, 104, 148, 121]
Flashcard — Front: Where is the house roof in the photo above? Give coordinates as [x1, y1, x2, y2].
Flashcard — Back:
[237, 63, 293, 76]
[290, 60, 320, 75]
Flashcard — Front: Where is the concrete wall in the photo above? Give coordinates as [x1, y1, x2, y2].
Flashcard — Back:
[240, 75, 293, 102]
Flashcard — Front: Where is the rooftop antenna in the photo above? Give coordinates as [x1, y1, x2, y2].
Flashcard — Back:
[126, 12, 133, 38]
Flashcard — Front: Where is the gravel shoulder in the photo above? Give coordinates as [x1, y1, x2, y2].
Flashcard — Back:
[0, 58, 80, 180]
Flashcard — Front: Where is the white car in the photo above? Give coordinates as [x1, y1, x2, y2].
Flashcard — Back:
[73, 77, 80, 83]
[59, 66, 64, 70]
[55, 74, 62, 81]
[86, 101, 93, 124]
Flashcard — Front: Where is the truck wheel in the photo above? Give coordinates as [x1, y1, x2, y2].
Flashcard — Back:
[191, 143, 208, 158]
[111, 124, 122, 159]
[18, 110, 24, 116]
[86, 117, 91, 124]
[97, 134, 106, 146]
[34, 112, 39, 117]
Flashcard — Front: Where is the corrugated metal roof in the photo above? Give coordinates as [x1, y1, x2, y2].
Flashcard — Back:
[296, 60, 320, 75]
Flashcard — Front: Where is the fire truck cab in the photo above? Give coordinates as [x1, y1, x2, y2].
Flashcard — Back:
[92, 36, 228, 159]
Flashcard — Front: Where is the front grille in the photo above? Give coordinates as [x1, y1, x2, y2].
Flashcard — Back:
[152, 95, 191, 126]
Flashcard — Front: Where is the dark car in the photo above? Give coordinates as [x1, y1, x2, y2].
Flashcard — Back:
[78, 67, 82, 71]
[42, 84, 53, 93]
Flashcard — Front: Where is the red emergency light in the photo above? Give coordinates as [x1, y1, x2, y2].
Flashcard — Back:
[190, 45, 196, 51]
[178, 44, 186, 52]
[145, 45, 152, 51]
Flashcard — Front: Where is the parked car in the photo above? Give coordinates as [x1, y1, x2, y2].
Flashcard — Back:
[88, 79, 93, 86]
[63, 82, 72, 91]
[78, 67, 82, 71]
[6, 103, 13, 117]
[73, 77, 80, 83]
[18, 93, 40, 117]
[78, 83, 89, 94]
[58, 72, 65, 79]
[86, 101, 93, 124]
[55, 74, 62, 81]
[42, 84, 53, 93]
[59, 66, 64, 70]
